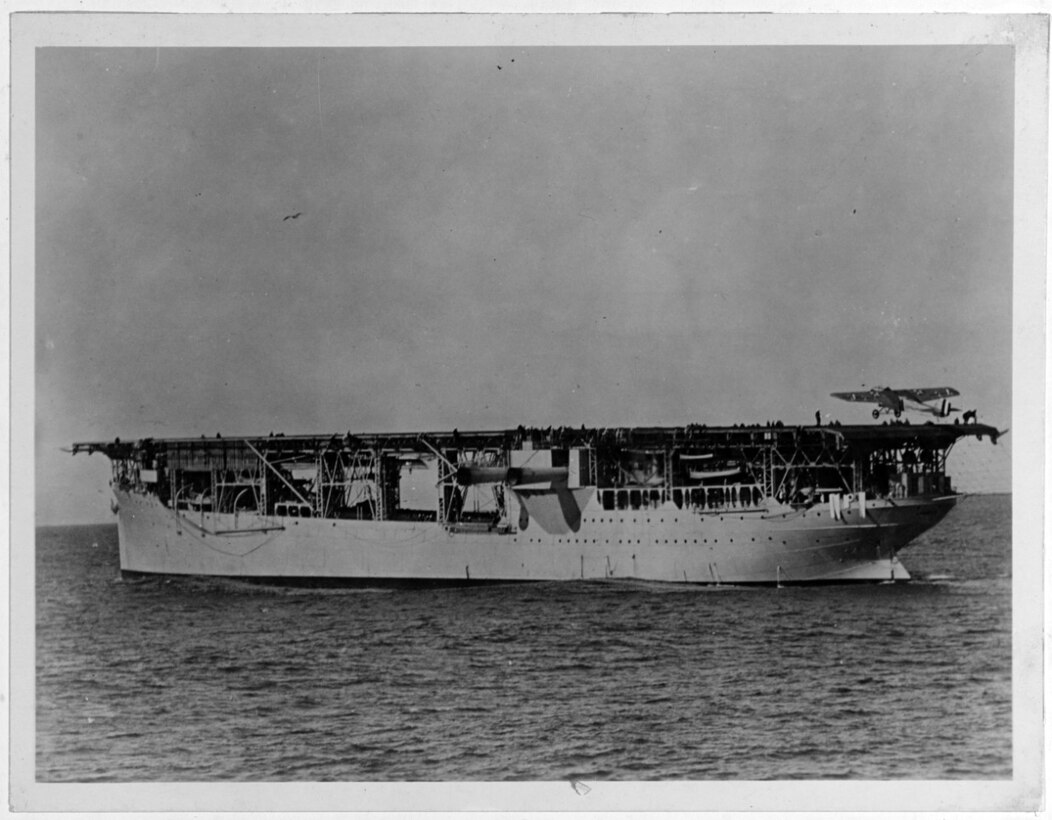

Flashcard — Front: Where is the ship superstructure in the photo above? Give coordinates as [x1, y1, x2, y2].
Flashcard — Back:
[71, 421, 1002, 584]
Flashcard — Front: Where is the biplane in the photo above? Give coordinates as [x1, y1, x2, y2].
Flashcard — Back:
[831, 386, 962, 420]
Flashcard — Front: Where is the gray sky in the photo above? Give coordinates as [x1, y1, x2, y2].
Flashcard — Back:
[35, 45, 1014, 523]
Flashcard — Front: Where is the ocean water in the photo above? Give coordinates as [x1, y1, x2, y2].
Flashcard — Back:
[36, 495, 1011, 782]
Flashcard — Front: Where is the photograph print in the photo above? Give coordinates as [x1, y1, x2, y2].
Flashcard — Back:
[17, 10, 1045, 814]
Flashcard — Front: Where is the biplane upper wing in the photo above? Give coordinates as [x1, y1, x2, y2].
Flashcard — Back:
[830, 389, 883, 403]
[897, 387, 960, 403]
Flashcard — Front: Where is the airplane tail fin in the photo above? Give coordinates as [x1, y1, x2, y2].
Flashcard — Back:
[940, 400, 961, 418]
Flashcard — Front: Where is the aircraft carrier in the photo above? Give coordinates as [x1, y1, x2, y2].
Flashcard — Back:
[71, 421, 1003, 585]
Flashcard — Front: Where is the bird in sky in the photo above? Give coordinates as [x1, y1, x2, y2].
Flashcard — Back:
[282, 212, 303, 221]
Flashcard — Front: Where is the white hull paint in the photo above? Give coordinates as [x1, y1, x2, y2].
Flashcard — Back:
[113, 488, 934, 584]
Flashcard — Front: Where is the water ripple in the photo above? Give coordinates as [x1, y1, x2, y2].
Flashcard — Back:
[36, 496, 1012, 781]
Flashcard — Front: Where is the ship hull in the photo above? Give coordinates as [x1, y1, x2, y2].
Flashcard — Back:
[113, 488, 925, 585]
